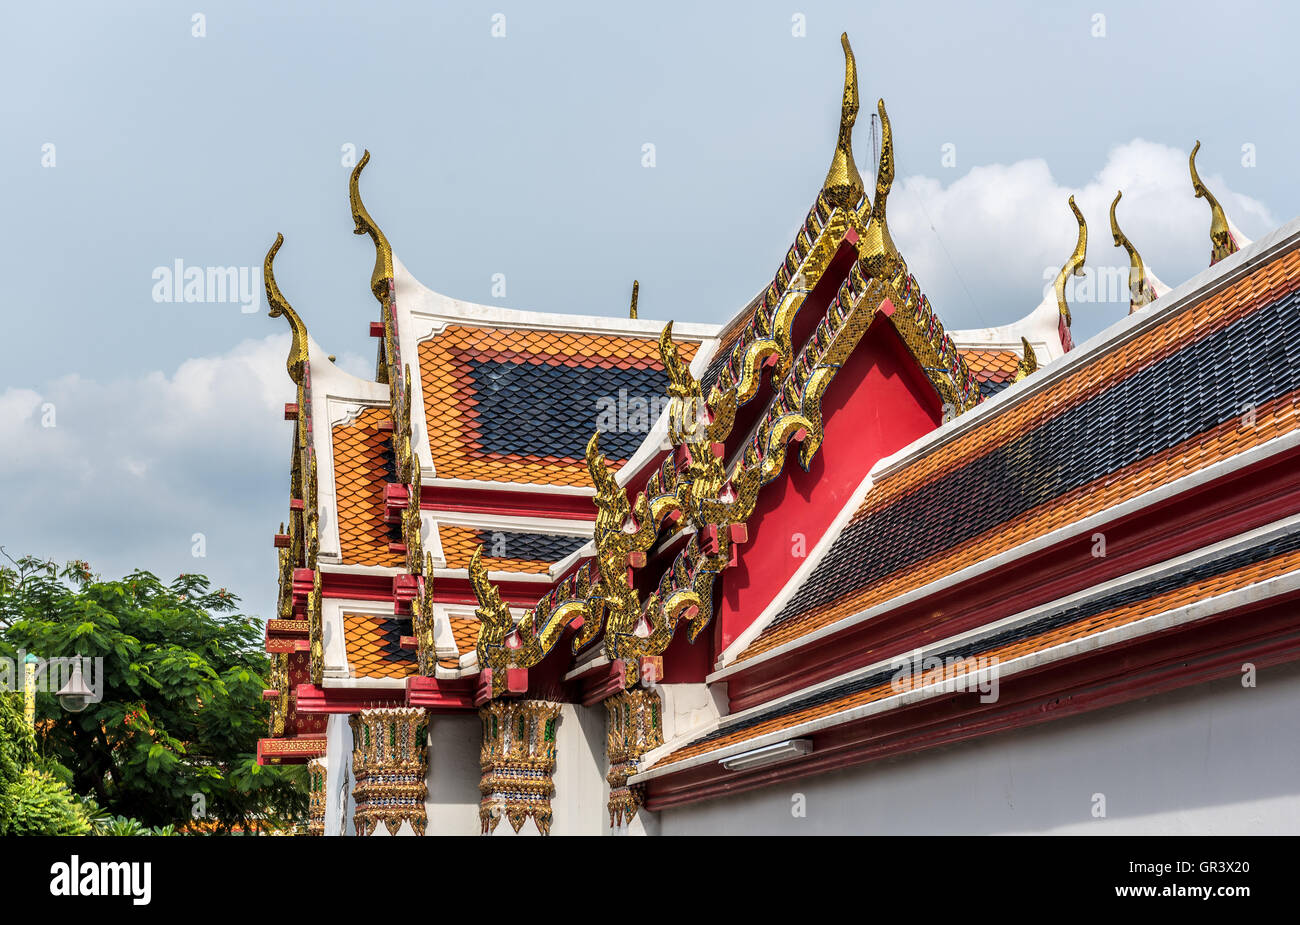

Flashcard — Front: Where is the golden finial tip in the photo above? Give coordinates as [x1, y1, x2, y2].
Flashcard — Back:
[629, 280, 639, 319]
[821, 32, 864, 210]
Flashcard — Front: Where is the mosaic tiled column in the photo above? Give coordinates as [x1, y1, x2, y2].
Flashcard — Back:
[349, 708, 428, 836]
[478, 700, 562, 835]
[604, 688, 663, 827]
[306, 757, 326, 836]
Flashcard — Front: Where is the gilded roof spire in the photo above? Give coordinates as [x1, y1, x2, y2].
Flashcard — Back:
[821, 33, 865, 211]
[1109, 191, 1156, 313]
[264, 233, 309, 387]
[349, 150, 396, 304]
[1189, 141, 1239, 265]
[1013, 337, 1037, 382]
[1053, 196, 1087, 328]
[856, 99, 898, 277]
[629, 280, 639, 319]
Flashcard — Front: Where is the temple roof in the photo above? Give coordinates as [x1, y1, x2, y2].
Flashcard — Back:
[721, 220, 1300, 669]
[417, 323, 700, 488]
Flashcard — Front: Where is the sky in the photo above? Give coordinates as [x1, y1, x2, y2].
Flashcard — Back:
[2, 0, 1297, 619]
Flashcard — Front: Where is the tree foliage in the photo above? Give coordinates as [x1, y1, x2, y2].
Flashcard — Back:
[0, 553, 306, 833]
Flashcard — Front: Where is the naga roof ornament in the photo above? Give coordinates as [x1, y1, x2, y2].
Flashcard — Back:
[264, 233, 309, 388]
[349, 150, 395, 306]
[1013, 337, 1038, 382]
[1053, 196, 1087, 329]
[629, 280, 639, 319]
[1189, 141, 1240, 265]
[1109, 190, 1157, 313]
[821, 32, 866, 211]
[855, 99, 898, 280]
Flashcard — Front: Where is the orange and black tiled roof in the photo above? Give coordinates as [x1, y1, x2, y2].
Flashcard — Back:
[332, 406, 404, 567]
[438, 524, 588, 574]
[419, 325, 699, 488]
[735, 247, 1300, 664]
[449, 616, 480, 654]
[960, 348, 1020, 399]
[343, 612, 416, 679]
[657, 527, 1300, 768]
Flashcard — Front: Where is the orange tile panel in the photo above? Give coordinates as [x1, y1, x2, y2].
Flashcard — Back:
[419, 325, 698, 487]
[332, 406, 404, 568]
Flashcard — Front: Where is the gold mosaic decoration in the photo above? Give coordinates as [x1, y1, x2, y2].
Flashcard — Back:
[267, 651, 289, 736]
[1053, 196, 1088, 329]
[478, 700, 562, 835]
[1109, 190, 1157, 313]
[307, 757, 326, 837]
[414, 552, 438, 676]
[307, 568, 323, 687]
[604, 688, 663, 827]
[469, 81, 986, 695]
[350, 707, 428, 836]
[1014, 337, 1038, 382]
[822, 33, 866, 211]
[1189, 141, 1240, 265]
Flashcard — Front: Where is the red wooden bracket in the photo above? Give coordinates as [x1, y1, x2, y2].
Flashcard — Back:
[283, 403, 299, 421]
[369, 322, 385, 337]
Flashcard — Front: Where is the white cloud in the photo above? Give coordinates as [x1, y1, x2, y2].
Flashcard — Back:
[890, 139, 1277, 344]
[0, 335, 368, 619]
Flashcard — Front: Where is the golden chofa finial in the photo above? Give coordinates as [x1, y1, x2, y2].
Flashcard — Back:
[1109, 191, 1156, 314]
[821, 33, 865, 211]
[1189, 141, 1240, 265]
[629, 280, 639, 319]
[349, 150, 395, 304]
[1053, 196, 1087, 328]
[1013, 337, 1037, 382]
[264, 233, 309, 387]
[856, 98, 898, 277]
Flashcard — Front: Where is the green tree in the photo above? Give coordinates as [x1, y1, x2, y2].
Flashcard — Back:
[0, 693, 89, 835]
[0, 554, 306, 833]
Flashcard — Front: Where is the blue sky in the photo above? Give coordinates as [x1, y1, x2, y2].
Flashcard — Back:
[2, 0, 1296, 618]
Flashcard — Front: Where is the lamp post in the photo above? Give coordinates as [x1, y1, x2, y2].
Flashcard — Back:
[23, 652, 37, 728]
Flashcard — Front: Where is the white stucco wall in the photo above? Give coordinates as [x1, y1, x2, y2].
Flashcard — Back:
[653, 663, 1300, 835]
[425, 712, 482, 835]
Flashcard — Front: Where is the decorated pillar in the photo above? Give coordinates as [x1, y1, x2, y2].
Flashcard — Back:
[349, 708, 428, 836]
[478, 700, 562, 835]
[307, 757, 327, 836]
[604, 687, 664, 827]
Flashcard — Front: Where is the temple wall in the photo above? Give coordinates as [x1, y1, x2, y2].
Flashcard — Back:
[425, 713, 481, 835]
[549, 703, 608, 835]
[655, 663, 1300, 835]
[323, 714, 354, 837]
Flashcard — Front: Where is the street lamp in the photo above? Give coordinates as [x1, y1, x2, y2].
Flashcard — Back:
[55, 659, 95, 713]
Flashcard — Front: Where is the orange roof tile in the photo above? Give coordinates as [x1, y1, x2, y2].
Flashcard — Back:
[332, 406, 404, 568]
[343, 613, 416, 679]
[449, 616, 480, 653]
[419, 325, 698, 488]
[439, 524, 555, 574]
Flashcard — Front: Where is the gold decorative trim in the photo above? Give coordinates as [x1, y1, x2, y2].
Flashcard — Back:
[264, 233, 309, 388]
[605, 688, 663, 827]
[350, 708, 427, 836]
[1189, 141, 1240, 265]
[349, 150, 395, 306]
[1013, 336, 1037, 381]
[479, 700, 562, 835]
[821, 33, 865, 211]
[1053, 196, 1087, 328]
[1109, 191, 1156, 313]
